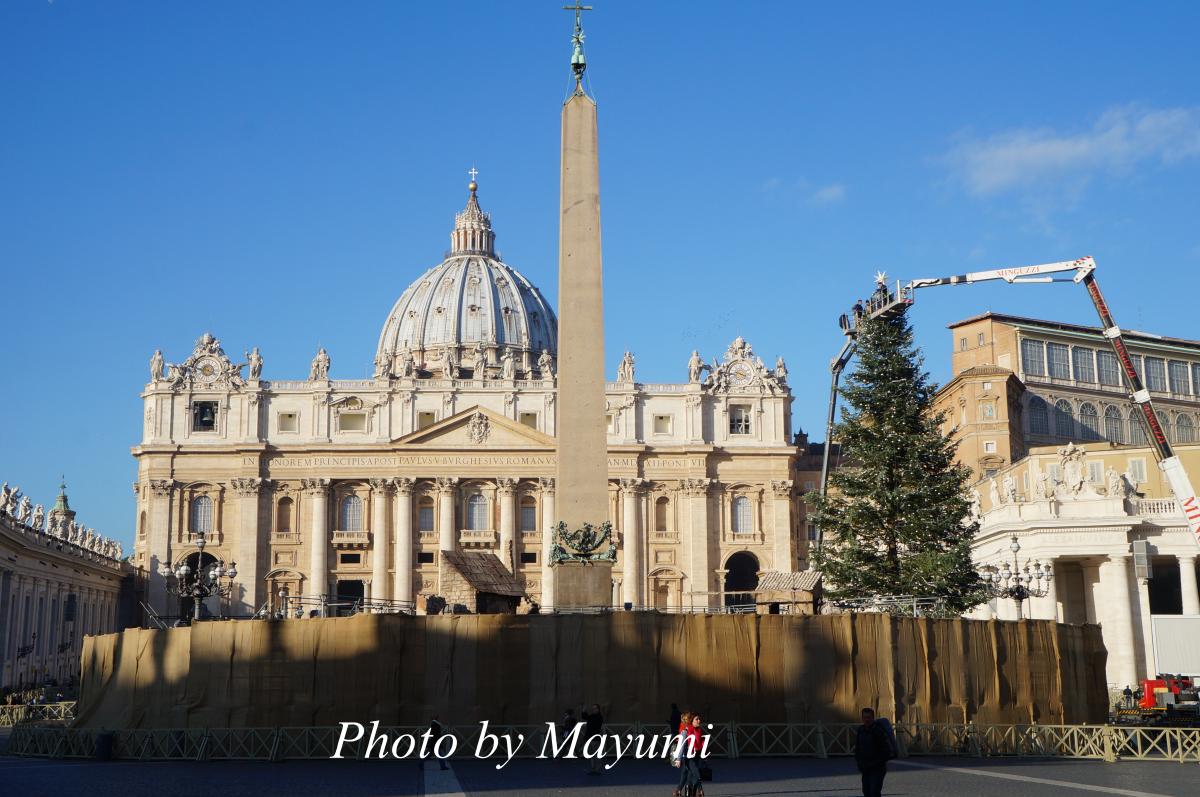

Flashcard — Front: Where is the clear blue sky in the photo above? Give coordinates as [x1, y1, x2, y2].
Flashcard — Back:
[3, 2, 1199, 547]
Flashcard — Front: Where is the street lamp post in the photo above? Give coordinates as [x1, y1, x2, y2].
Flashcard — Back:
[159, 535, 238, 623]
[980, 535, 1053, 621]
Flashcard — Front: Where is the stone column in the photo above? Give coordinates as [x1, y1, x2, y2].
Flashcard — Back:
[497, 478, 517, 572]
[539, 477, 556, 608]
[393, 478, 414, 607]
[303, 478, 331, 603]
[620, 478, 644, 607]
[682, 479, 712, 609]
[147, 479, 176, 612]
[1097, 555, 1138, 688]
[769, 480, 795, 572]
[436, 477, 458, 553]
[369, 478, 393, 604]
[230, 477, 263, 615]
[1179, 555, 1200, 615]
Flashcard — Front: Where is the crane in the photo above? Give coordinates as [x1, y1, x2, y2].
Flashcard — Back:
[817, 256, 1200, 549]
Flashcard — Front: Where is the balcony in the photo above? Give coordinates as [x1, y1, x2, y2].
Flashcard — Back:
[271, 532, 301, 545]
[1133, 498, 1182, 517]
[459, 529, 496, 546]
[331, 530, 370, 548]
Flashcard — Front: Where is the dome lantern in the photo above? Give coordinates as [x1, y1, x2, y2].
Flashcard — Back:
[450, 179, 496, 257]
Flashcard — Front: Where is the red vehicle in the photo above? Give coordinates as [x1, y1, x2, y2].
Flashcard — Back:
[1140, 675, 1196, 710]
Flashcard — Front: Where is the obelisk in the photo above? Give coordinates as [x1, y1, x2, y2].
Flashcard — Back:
[548, 5, 612, 609]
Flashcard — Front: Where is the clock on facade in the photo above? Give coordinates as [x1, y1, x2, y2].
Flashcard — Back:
[193, 356, 222, 385]
[728, 360, 755, 387]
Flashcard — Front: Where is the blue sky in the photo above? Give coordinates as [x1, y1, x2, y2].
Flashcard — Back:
[3, 1, 1199, 547]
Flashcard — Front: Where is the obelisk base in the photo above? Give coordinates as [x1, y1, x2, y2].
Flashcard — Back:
[551, 561, 613, 609]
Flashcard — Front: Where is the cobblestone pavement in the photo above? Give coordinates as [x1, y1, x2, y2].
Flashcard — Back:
[0, 754, 1195, 797]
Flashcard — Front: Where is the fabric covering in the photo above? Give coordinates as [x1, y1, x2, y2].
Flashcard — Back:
[74, 613, 1108, 729]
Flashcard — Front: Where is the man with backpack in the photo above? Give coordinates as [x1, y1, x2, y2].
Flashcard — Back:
[854, 707, 896, 797]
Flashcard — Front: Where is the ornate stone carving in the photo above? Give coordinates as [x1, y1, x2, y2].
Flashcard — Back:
[687, 350, 707, 384]
[968, 487, 982, 520]
[394, 477, 415, 496]
[551, 520, 616, 564]
[619, 477, 646, 494]
[680, 477, 712, 496]
[538, 476, 555, 494]
[1002, 473, 1018, 503]
[435, 476, 459, 494]
[162, 333, 246, 391]
[1058, 442, 1087, 496]
[537, 349, 554, 380]
[468, 412, 490, 444]
[496, 477, 517, 496]
[301, 478, 330, 494]
[149, 349, 164, 382]
[769, 479, 793, 499]
[309, 347, 331, 381]
[470, 343, 488, 380]
[246, 347, 263, 380]
[368, 477, 393, 494]
[989, 477, 1002, 506]
[617, 351, 635, 384]
[501, 350, 516, 380]
[230, 477, 263, 497]
[149, 479, 177, 497]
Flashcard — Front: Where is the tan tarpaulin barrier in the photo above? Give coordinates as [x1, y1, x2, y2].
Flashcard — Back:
[75, 614, 1108, 729]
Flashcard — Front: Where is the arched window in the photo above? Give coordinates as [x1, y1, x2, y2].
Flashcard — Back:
[1053, 399, 1075, 440]
[519, 496, 537, 532]
[277, 497, 293, 533]
[190, 495, 213, 535]
[1177, 415, 1196, 444]
[655, 497, 669, 532]
[338, 495, 363, 531]
[1079, 403, 1100, 441]
[467, 494, 488, 530]
[1028, 396, 1049, 436]
[732, 495, 752, 534]
[138, 510, 147, 538]
[418, 496, 435, 531]
[1129, 409, 1148, 445]
[1104, 405, 1125, 444]
[1157, 411, 1173, 444]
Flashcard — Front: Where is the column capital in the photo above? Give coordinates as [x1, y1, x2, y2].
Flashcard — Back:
[769, 479, 794, 499]
[496, 477, 518, 496]
[149, 479, 177, 497]
[1179, 553, 1198, 563]
[394, 477, 415, 496]
[680, 477, 713, 496]
[369, 477, 394, 495]
[538, 476, 556, 495]
[301, 478, 331, 495]
[230, 477, 264, 497]
[619, 477, 647, 494]
[435, 476, 459, 494]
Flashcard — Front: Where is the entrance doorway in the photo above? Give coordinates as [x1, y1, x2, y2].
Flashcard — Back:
[724, 552, 760, 609]
[333, 579, 364, 616]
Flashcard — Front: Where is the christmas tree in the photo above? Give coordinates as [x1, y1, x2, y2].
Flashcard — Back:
[809, 310, 984, 614]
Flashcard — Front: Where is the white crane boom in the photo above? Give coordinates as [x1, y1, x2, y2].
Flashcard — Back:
[820, 256, 1200, 549]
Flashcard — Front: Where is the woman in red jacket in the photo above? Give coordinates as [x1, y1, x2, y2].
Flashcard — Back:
[673, 712, 705, 797]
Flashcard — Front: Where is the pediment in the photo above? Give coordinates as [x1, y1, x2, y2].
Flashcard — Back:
[394, 406, 555, 448]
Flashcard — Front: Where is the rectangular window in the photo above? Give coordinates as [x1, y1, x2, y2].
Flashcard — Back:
[653, 414, 673, 435]
[1168, 360, 1191, 394]
[807, 523, 817, 541]
[417, 551, 434, 564]
[1131, 355, 1144, 382]
[984, 441, 997, 453]
[191, 401, 218, 432]
[729, 406, 752, 435]
[1020, 339, 1045, 376]
[978, 332, 985, 346]
[520, 504, 537, 532]
[1193, 364, 1200, 396]
[979, 402, 995, 420]
[338, 412, 367, 432]
[959, 337, 967, 351]
[1128, 458, 1147, 484]
[338, 553, 361, 565]
[1144, 357, 1167, 392]
[520, 552, 538, 565]
[418, 505, 434, 532]
[278, 412, 299, 433]
[1046, 343, 1070, 379]
[518, 412, 538, 429]
[982, 381, 993, 391]
[1097, 350, 1121, 386]
[606, 414, 615, 434]
[1087, 462, 1103, 483]
[417, 411, 437, 430]
[1071, 347, 1095, 383]
[803, 481, 814, 493]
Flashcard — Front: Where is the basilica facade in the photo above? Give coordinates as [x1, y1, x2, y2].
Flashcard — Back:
[132, 184, 802, 617]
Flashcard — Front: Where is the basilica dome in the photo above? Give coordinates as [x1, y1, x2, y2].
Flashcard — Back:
[376, 183, 557, 378]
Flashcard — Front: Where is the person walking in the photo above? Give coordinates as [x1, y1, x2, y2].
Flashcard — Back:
[420, 714, 449, 771]
[581, 703, 604, 774]
[854, 707, 891, 797]
[673, 711, 705, 797]
[668, 702, 682, 734]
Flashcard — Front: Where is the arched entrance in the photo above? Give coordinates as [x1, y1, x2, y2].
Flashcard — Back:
[724, 551, 760, 609]
[177, 550, 219, 620]
[333, 579, 365, 616]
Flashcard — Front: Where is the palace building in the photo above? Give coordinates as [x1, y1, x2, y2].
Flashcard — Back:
[934, 312, 1200, 686]
[132, 183, 804, 618]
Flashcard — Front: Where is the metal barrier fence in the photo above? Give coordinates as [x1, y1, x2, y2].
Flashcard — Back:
[8, 721, 1200, 763]
[0, 702, 76, 727]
